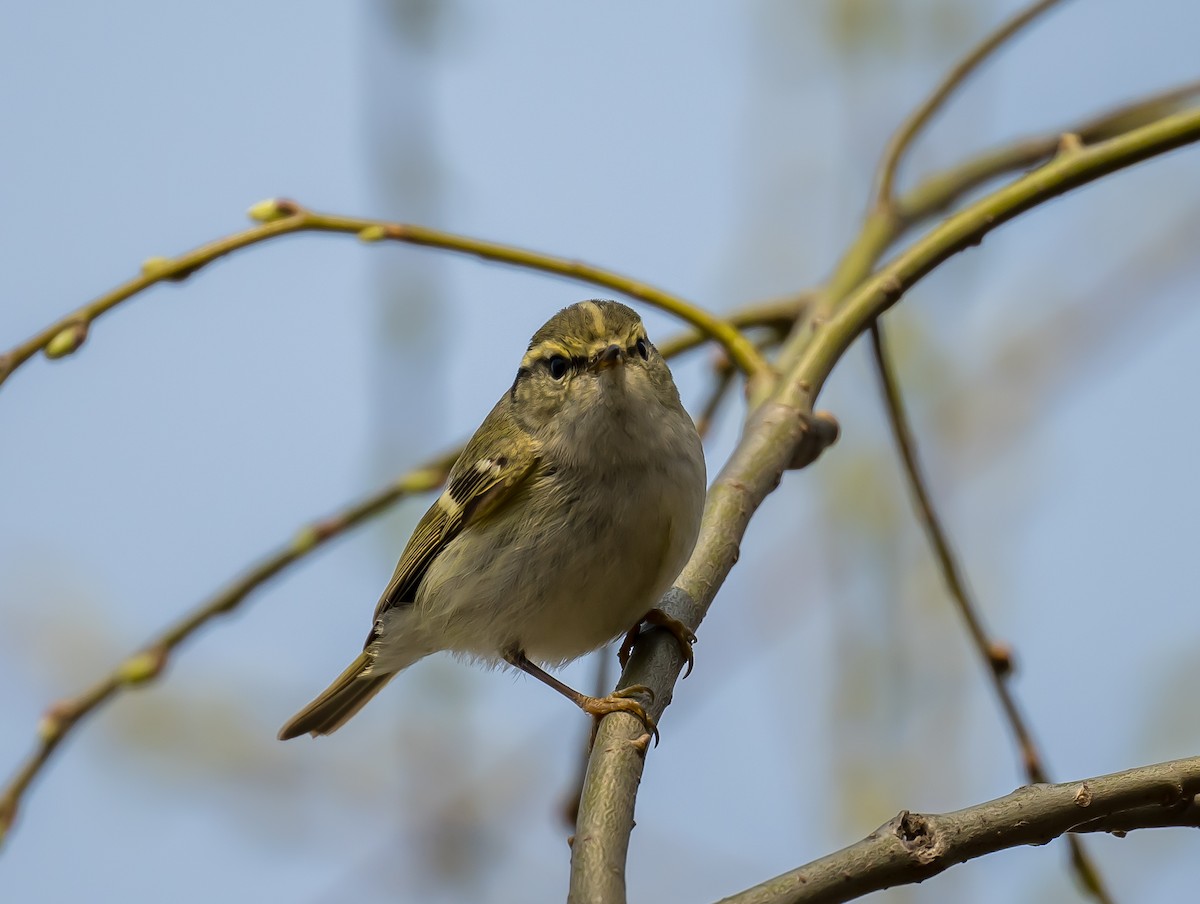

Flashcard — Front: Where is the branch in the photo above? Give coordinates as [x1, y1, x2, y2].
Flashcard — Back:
[820, 77, 1200, 319]
[895, 78, 1200, 225]
[714, 756, 1200, 904]
[855, 13, 1180, 892]
[0, 450, 459, 851]
[870, 5, 1099, 867]
[869, 325, 1022, 734]
[875, 0, 1070, 204]
[867, 322, 1109, 900]
[693, 358, 737, 439]
[656, 295, 806, 362]
[567, 105, 1200, 904]
[813, 63, 1200, 903]
[792, 104, 1200, 380]
[0, 201, 772, 392]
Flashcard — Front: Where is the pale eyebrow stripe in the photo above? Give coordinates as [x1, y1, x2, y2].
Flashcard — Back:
[521, 340, 570, 369]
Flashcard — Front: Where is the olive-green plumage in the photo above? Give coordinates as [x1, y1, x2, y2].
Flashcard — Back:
[279, 300, 705, 740]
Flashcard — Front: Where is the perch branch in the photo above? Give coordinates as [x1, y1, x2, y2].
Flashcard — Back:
[567, 104, 1200, 904]
[715, 755, 1200, 904]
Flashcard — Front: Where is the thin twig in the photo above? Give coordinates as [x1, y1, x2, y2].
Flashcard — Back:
[825, 0, 1070, 335]
[852, 28, 1181, 901]
[569, 103, 1200, 904]
[895, 77, 1200, 225]
[0, 201, 772, 392]
[868, 9, 1184, 896]
[875, 0, 1071, 205]
[0, 449, 460, 850]
[693, 360, 737, 440]
[819, 0, 1075, 373]
[868, 321, 1111, 902]
[693, 325, 791, 439]
[657, 295, 805, 361]
[807, 79, 1200, 331]
[792, 104, 1200, 417]
[714, 755, 1200, 904]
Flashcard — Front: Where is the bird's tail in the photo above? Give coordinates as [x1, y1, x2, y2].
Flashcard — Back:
[278, 652, 394, 740]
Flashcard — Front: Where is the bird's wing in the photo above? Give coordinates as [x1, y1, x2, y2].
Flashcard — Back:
[369, 399, 539, 634]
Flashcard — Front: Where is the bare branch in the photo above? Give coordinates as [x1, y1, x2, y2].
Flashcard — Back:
[896, 78, 1200, 226]
[0, 449, 459, 850]
[715, 756, 1200, 904]
[875, 0, 1070, 205]
[569, 103, 1200, 904]
[868, 321, 1109, 901]
[830, 35, 1196, 899]
[789, 104, 1200, 379]
[657, 296, 806, 362]
[819, 78, 1200, 322]
[0, 202, 772, 391]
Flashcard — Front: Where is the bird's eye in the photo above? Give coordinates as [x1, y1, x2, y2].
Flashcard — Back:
[547, 355, 569, 380]
[635, 337, 650, 360]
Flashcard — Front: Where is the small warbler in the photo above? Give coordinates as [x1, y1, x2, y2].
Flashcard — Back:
[279, 300, 706, 740]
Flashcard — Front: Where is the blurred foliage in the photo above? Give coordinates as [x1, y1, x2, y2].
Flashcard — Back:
[822, 0, 976, 59]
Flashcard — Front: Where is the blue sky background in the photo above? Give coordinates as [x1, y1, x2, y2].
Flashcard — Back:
[2, 2, 1199, 902]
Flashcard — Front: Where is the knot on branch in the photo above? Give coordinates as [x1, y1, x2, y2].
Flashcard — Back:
[894, 810, 942, 864]
[1073, 782, 1094, 807]
[786, 410, 840, 470]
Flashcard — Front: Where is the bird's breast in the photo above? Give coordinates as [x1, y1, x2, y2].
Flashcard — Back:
[412, 439, 704, 666]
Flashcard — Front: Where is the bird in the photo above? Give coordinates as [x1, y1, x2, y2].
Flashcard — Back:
[278, 299, 706, 741]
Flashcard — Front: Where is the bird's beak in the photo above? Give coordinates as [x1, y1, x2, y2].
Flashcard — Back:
[591, 344, 625, 372]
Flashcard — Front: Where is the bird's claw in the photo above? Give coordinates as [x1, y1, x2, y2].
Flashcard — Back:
[618, 609, 697, 678]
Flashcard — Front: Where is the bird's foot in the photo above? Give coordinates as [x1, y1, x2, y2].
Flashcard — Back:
[618, 609, 697, 677]
[580, 685, 658, 747]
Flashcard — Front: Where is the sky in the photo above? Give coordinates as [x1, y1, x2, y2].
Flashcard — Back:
[2, 2, 1199, 902]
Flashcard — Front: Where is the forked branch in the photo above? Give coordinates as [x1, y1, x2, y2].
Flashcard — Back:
[569, 98, 1200, 904]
